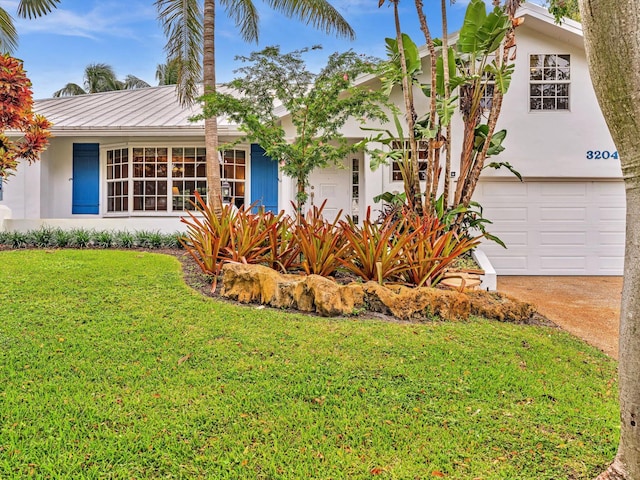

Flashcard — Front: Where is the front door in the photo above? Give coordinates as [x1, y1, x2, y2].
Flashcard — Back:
[307, 158, 351, 220]
[250, 144, 279, 213]
[72, 143, 100, 214]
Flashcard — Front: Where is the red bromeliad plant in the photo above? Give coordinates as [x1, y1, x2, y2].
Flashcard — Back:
[222, 206, 283, 265]
[399, 211, 481, 287]
[179, 192, 236, 290]
[292, 201, 350, 277]
[263, 215, 301, 273]
[0, 54, 52, 179]
[339, 207, 419, 285]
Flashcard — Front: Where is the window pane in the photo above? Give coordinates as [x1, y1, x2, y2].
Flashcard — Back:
[543, 98, 556, 110]
[134, 181, 143, 195]
[196, 163, 206, 177]
[530, 98, 542, 110]
[557, 97, 569, 110]
[543, 68, 556, 80]
[558, 54, 570, 68]
[157, 164, 167, 177]
[558, 68, 570, 80]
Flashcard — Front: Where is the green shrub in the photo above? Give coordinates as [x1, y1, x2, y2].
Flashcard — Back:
[69, 228, 93, 248]
[31, 226, 55, 248]
[52, 228, 72, 248]
[94, 230, 114, 249]
[9, 231, 29, 248]
[113, 230, 135, 248]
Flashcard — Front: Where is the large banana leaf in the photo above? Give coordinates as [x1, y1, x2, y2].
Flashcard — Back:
[458, 0, 510, 55]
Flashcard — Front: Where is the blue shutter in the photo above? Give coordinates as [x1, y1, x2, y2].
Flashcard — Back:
[250, 144, 278, 213]
[72, 143, 100, 214]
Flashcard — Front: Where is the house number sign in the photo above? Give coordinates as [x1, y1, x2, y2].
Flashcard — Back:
[586, 150, 619, 160]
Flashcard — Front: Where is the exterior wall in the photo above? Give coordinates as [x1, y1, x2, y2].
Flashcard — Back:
[477, 24, 620, 181]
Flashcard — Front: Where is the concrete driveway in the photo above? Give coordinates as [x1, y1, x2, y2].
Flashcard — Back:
[497, 276, 623, 359]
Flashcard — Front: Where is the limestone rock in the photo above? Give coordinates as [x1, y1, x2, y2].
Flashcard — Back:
[362, 282, 470, 321]
[221, 263, 365, 317]
[220, 263, 534, 323]
[467, 291, 535, 323]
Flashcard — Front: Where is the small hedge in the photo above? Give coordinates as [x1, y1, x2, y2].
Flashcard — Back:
[0, 226, 184, 250]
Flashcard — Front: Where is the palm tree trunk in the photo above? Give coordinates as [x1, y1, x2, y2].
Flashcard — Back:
[578, 0, 640, 478]
[414, 0, 438, 205]
[440, 0, 451, 206]
[204, 0, 223, 216]
[392, 0, 423, 216]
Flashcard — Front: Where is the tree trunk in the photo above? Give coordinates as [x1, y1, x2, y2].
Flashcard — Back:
[414, 0, 439, 205]
[393, 0, 424, 216]
[440, 0, 451, 206]
[578, 0, 640, 478]
[204, 0, 223, 216]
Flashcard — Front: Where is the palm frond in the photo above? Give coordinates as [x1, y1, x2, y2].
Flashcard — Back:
[52, 83, 86, 97]
[84, 63, 121, 93]
[219, 0, 259, 43]
[155, 0, 203, 106]
[264, 0, 355, 40]
[17, 0, 60, 19]
[0, 8, 18, 53]
[123, 75, 151, 89]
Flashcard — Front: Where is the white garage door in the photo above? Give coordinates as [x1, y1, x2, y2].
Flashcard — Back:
[474, 180, 625, 275]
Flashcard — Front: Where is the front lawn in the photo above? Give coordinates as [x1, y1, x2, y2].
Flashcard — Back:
[0, 250, 618, 479]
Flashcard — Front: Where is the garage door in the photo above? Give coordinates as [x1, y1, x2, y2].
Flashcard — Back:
[474, 180, 625, 275]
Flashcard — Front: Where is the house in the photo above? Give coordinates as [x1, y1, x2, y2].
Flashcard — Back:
[0, 3, 623, 276]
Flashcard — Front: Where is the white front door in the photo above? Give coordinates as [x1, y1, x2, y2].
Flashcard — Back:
[307, 159, 352, 221]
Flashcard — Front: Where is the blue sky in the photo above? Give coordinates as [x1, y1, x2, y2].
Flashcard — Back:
[2, 0, 524, 99]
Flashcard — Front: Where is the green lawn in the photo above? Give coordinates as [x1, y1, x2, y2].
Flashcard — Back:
[0, 250, 618, 479]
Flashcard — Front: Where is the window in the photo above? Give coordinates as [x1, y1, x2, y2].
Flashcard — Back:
[105, 146, 247, 214]
[222, 149, 246, 209]
[106, 148, 129, 212]
[351, 158, 360, 224]
[391, 141, 429, 182]
[529, 54, 570, 111]
[132, 147, 168, 211]
[480, 82, 495, 110]
[171, 147, 207, 211]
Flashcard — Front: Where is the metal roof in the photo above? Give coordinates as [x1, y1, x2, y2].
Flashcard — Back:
[33, 85, 239, 137]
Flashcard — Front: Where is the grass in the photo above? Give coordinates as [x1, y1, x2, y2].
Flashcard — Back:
[0, 250, 619, 479]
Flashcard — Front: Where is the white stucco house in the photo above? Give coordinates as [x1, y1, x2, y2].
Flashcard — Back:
[0, 3, 623, 276]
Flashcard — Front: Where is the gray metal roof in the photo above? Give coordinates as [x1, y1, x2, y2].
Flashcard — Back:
[33, 85, 238, 136]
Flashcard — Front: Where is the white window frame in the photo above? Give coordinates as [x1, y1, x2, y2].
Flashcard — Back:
[390, 140, 429, 183]
[102, 143, 249, 216]
[529, 53, 571, 112]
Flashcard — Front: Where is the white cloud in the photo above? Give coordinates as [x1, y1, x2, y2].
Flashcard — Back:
[5, 0, 157, 41]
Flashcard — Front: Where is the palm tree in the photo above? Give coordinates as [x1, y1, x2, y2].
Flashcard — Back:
[53, 63, 150, 97]
[156, 0, 355, 215]
[0, 0, 59, 53]
[156, 58, 183, 85]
